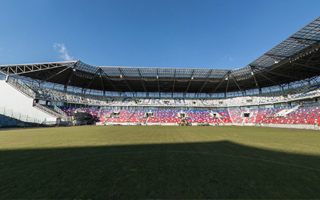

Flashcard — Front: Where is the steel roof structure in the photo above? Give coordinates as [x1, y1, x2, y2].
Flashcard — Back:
[1, 17, 319, 94]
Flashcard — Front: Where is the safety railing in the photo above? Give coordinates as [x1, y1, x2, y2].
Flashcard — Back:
[6, 78, 37, 98]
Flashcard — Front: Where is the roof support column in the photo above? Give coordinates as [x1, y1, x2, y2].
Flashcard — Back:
[172, 69, 176, 96]
[64, 69, 74, 92]
[64, 84, 67, 92]
[5, 74, 9, 82]
[225, 74, 230, 98]
[250, 66, 259, 88]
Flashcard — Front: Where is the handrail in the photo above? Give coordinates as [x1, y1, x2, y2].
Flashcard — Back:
[34, 103, 71, 122]
[6, 78, 37, 98]
[34, 103, 62, 118]
[53, 105, 68, 116]
[53, 105, 72, 121]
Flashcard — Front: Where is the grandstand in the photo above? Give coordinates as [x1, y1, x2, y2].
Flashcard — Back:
[0, 17, 320, 129]
[1, 11, 320, 199]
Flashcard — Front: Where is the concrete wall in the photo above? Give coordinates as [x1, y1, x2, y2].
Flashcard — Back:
[0, 80, 56, 123]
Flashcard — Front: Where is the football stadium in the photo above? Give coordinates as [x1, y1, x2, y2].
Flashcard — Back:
[1, 6, 320, 199]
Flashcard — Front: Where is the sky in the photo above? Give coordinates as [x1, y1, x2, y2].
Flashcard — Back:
[0, 0, 319, 69]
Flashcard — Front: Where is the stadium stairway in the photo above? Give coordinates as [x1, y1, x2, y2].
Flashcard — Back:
[275, 105, 300, 117]
[34, 103, 70, 121]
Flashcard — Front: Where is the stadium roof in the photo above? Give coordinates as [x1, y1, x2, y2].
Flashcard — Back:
[1, 17, 320, 94]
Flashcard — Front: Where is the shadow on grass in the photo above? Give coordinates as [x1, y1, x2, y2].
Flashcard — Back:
[1, 141, 320, 199]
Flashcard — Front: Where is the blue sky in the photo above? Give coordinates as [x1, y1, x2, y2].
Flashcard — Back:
[0, 0, 319, 69]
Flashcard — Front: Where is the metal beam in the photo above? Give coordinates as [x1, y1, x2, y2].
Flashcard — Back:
[184, 69, 195, 93]
[230, 74, 243, 93]
[101, 70, 118, 91]
[42, 67, 72, 83]
[83, 69, 101, 93]
[254, 65, 298, 80]
[265, 53, 289, 59]
[64, 70, 74, 91]
[305, 50, 320, 65]
[292, 63, 320, 72]
[172, 69, 176, 94]
[254, 69, 280, 85]
[156, 68, 160, 94]
[225, 74, 230, 94]
[99, 69, 106, 95]
[291, 36, 320, 43]
[197, 69, 213, 93]
[118, 68, 133, 92]
[249, 66, 259, 88]
[0, 63, 72, 75]
[137, 68, 147, 92]
[212, 71, 230, 93]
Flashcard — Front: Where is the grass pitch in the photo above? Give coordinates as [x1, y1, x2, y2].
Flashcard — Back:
[0, 126, 320, 199]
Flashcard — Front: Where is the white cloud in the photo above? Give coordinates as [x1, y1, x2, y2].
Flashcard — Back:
[223, 55, 234, 62]
[53, 43, 74, 61]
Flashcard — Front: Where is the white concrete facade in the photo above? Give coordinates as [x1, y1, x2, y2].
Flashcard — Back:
[0, 80, 57, 123]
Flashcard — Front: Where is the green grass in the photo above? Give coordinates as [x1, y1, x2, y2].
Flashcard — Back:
[0, 126, 320, 199]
